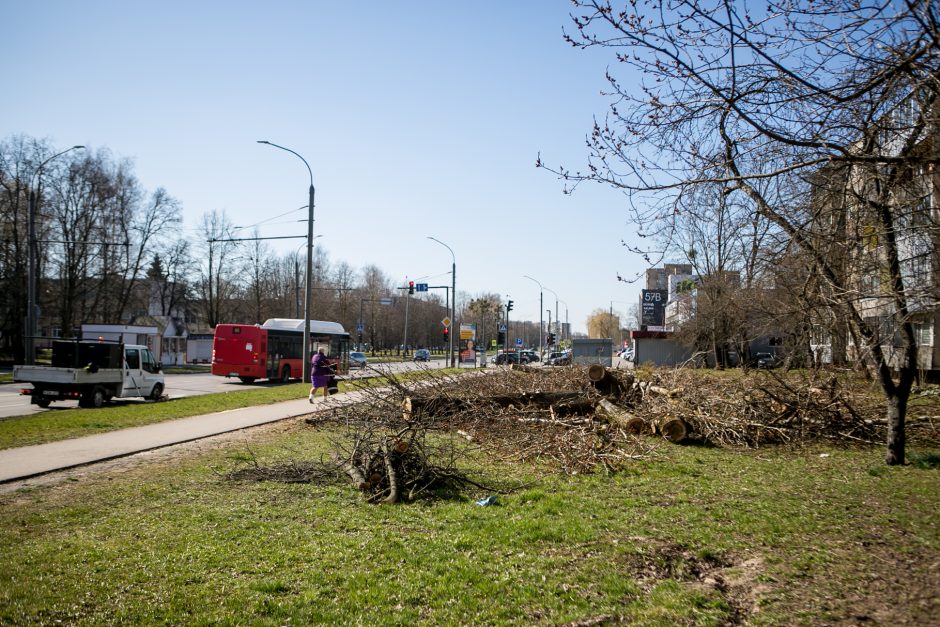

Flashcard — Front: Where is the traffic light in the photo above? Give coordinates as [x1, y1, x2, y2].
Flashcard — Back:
[443, 327, 449, 341]
[497, 331, 505, 346]
[408, 281, 414, 295]
[547, 332, 555, 346]
[507, 300, 514, 312]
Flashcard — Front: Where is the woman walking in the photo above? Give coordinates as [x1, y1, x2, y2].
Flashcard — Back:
[308, 347, 333, 402]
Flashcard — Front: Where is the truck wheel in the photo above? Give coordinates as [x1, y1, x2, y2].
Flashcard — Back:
[280, 365, 291, 382]
[36, 399, 51, 408]
[81, 387, 105, 409]
[149, 383, 164, 401]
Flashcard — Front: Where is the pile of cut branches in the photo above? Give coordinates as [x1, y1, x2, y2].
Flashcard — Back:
[330, 422, 492, 503]
[632, 368, 889, 447]
[229, 364, 938, 501]
[335, 365, 659, 476]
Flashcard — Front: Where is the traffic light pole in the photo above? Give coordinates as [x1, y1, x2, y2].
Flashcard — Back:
[403, 290, 410, 355]
[402, 284, 451, 357]
[425, 285, 450, 357]
[505, 297, 514, 356]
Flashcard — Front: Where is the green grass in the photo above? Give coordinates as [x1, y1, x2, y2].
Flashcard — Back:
[0, 429, 937, 625]
[0, 369, 464, 450]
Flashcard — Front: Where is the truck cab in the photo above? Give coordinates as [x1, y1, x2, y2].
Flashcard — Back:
[120, 345, 164, 399]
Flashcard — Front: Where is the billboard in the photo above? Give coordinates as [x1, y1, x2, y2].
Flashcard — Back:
[459, 323, 477, 364]
[640, 289, 667, 327]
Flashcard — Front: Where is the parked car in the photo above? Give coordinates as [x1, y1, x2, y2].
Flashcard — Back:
[495, 352, 524, 365]
[349, 351, 368, 369]
[546, 351, 571, 366]
[413, 348, 431, 362]
[520, 350, 539, 363]
[754, 352, 782, 369]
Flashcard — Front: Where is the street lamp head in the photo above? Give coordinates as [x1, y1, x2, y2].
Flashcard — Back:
[257, 140, 271, 145]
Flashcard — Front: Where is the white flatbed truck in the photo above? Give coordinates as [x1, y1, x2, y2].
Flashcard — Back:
[14, 340, 165, 408]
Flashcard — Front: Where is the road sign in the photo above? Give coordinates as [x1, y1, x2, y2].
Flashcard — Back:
[515, 338, 523, 346]
[499, 323, 507, 332]
[441, 317, 451, 328]
[416, 283, 428, 292]
[356, 323, 364, 333]
[379, 297, 394, 305]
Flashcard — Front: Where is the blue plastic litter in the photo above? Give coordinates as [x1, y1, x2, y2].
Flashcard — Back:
[476, 495, 497, 506]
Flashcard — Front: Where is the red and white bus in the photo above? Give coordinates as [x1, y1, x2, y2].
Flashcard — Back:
[211, 318, 351, 383]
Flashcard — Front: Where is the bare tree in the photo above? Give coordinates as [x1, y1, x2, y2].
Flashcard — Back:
[147, 240, 194, 318]
[0, 135, 49, 360]
[331, 261, 358, 331]
[587, 308, 619, 339]
[360, 265, 395, 350]
[196, 210, 243, 327]
[109, 185, 182, 320]
[242, 232, 276, 323]
[546, 0, 940, 464]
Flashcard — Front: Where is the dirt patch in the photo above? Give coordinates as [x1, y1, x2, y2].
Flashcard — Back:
[612, 538, 759, 624]
[769, 539, 940, 625]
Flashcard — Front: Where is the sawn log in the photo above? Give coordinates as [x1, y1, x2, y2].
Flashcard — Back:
[595, 398, 649, 434]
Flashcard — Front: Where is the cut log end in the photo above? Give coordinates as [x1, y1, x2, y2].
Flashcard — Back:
[624, 416, 649, 435]
[595, 398, 648, 434]
[588, 364, 607, 382]
[660, 417, 692, 443]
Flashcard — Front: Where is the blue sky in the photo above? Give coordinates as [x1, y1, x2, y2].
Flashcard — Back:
[3, 1, 645, 333]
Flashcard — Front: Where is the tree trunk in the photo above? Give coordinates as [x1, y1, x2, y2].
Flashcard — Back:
[884, 392, 907, 466]
[380, 441, 400, 505]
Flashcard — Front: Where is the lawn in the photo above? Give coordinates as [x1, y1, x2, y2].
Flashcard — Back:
[0, 420, 936, 625]
[1, 366, 937, 624]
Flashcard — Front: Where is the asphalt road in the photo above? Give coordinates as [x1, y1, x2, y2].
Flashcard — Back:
[0, 357, 453, 419]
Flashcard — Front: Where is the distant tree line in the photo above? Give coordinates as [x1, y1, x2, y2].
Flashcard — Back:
[0, 135, 514, 361]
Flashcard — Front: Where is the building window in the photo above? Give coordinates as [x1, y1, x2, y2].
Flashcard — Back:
[913, 321, 933, 347]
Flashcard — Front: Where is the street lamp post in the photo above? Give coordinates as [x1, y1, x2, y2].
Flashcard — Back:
[427, 237, 456, 367]
[522, 275, 544, 354]
[610, 300, 632, 347]
[258, 140, 316, 383]
[558, 299, 569, 343]
[26, 145, 85, 364]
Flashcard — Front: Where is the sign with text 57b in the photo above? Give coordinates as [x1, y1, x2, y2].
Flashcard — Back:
[640, 289, 667, 326]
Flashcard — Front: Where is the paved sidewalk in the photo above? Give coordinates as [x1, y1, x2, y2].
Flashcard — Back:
[0, 394, 346, 484]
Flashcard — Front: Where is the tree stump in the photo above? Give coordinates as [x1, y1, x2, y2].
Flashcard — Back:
[587, 365, 626, 397]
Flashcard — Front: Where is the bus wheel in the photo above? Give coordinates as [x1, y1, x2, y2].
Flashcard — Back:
[238, 376, 256, 384]
[280, 366, 291, 382]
